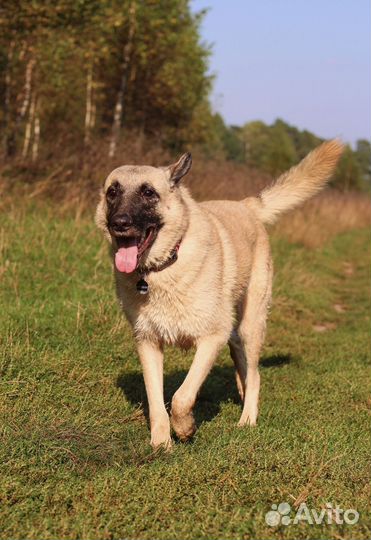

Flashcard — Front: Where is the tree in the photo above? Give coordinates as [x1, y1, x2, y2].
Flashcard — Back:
[331, 145, 363, 191]
[0, 0, 213, 160]
[241, 119, 296, 176]
[354, 139, 371, 185]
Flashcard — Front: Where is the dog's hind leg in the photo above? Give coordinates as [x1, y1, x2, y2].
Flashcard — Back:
[228, 330, 247, 401]
[136, 340, 172, 450]
[171, 333, 226, 441]
[238, 239, 273, 427]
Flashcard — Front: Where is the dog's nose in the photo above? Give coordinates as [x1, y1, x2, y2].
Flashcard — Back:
[111, 214, 133, 232]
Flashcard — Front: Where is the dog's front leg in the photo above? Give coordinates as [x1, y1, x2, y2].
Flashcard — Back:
[136, 340, 171, 450]
[171, 334, 226, 441]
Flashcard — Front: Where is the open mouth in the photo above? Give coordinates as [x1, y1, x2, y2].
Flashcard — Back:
[114, 227, 156, 273]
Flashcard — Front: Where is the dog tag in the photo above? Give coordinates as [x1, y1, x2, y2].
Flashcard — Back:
[136, 278, 149, 294]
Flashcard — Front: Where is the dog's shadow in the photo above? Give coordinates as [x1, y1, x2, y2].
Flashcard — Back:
[116, 353, 292, 426]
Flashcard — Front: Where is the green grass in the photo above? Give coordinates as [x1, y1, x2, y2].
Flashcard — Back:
[1, 201, 370, 540]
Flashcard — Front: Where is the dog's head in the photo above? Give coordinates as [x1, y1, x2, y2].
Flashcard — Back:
[95, 153, 192, 273]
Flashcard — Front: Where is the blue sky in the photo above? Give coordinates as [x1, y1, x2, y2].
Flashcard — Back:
[191, 0, 371, 145]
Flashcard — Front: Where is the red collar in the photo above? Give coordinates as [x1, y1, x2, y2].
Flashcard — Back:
[138, 238, 181, 276]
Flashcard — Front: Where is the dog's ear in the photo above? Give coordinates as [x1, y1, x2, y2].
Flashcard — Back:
[167, 152, 192, 186]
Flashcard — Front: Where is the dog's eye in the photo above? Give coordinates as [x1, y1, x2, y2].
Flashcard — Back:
[106, 186, 117, 200]
[142, 187, 156, 198]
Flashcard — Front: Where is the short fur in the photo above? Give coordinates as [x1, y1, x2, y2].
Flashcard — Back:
[95, 140, 343, 449]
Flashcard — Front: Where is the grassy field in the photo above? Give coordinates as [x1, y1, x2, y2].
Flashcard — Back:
[0, 199, 370, 540]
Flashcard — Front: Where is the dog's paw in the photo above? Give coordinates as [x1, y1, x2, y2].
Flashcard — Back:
[170, 411, 196, 441]
[150, 424, 172, 451]
[237, 411, 258, 427]
[170, 392, 197, 441]
[151, 437, 173, 452]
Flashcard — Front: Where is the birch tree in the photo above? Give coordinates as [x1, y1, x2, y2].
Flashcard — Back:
[108, 0, 136, 158]
[84, 61, 94, 146]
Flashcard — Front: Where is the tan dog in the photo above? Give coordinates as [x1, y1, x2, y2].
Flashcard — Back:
[96, 140, 343, 449]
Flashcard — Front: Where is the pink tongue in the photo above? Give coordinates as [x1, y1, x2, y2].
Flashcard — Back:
[115, 244, 138, 273]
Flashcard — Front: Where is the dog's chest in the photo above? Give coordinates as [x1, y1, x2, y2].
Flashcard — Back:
[143, 285, 217, 344]
[118, 278, 225, 345]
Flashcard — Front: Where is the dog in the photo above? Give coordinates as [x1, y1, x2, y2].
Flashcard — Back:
[95, 140, 343, 449]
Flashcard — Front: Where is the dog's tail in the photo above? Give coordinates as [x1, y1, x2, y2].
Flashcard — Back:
[245, 139, 344, 225]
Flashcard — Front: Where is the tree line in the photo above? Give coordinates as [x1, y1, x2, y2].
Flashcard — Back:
[213, 117, 371, 191]
[0, 0, 369, 191]
[1, 1, 213, 158]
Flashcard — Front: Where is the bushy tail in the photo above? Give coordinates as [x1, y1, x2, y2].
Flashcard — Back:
[246, 139, 344, 224]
